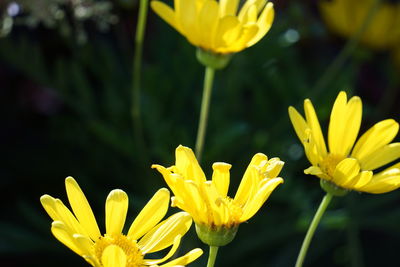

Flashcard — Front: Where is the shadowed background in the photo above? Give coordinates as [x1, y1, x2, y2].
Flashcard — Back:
[1, 0, 400, 266]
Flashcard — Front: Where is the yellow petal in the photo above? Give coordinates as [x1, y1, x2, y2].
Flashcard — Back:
[198, 0, 219, 48]
[214, 16, 241, 49]
[152, 165, 180, 194]
[238, 0, 266, 21]
[359, 143, 400, 170]
[352, 171, 373, 189]
[204, 181, 226, 225]
[265, 158, 284, 178]
[65, 177, 101, 241]
[288, 106, 309, 145]
[352, 119, 399, 162]
[176, 0, 200, 45]
[180, 180, 207, 222]
[358, 163, 400, 193]
[241, 177, 283, 222]
[151, 1, 182, 34]
[128, 188, 170, 240]
[247, 2, 274, 46]
[332, 158, 360, 187]
[304, 99, 328, 157]
[143, 235, 181, 265]
[175, 145, 206, 184]
[234, 153, 267, 205]
[138, 212, 192, 253]
[328, 92, 362, 156]
[228, 24, 259, 52]
[106, 190, 128, 236]
[159, 248, 203, 267]
[51, 221, 83, 256]
[102, 245, 127, 267]
[212, 162, 231, 197]
[220, 0, 240, 17]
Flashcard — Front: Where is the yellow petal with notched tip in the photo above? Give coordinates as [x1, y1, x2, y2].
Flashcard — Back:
[143, 235, 182, 265]
[304, 99, 328, 157]
[352, 119, 399, 162]
[138, 212, 192, 254]
[159, 248, 203, 267]
[359, 143, 400, 171]
[102, 245, 126, 267]
[328, 92, 362, 156]
[212, 162, 231, 197]
[332, 158, 360, 186]
[65, 177, 101, 241]
[241, 177, 283, 222]
[175, 145, 206, 184]
[128, 188, 169, 240]
[105, 189, 128, 236]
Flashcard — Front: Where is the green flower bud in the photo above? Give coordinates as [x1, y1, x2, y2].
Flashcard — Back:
[320, 179, 349, 197]
[196, 48, 232, 70]
[195, 223, 239, 247]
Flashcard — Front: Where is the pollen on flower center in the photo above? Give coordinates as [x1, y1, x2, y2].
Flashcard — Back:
[320, 154, 345, 178]
[94, 234, 144, 267]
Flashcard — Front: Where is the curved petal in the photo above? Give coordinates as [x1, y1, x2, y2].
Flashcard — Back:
[212, 162, 231, 197]
[352, 119, 399, 162]
[214, 16, 241, 49]
[304, 99, 328, 157]
[288, 106, 309, 143]
[102, 245, 126, 267]
[159, 248, 203, 267]
[198, 0, 219, 48]
[143, 235, 181, 265]
[240, 177, 283, 222]
[65, 177, 101, 241]
[265, 158, 284, 178]
[106, 190, 128, 236]
[358, 163, 400, 193]
[359, 143, 400, 170]
[138, 212, 192, 254]
[51, 221, 84, 256]
[175, 145, 206, 184]
[352, 171, 373, 189]
[332, 158, 360, 187]
[151, 1, 182, 34]
[128, 188, 170, 240]
[176, 0, 200, 45]
[247, 2, 274, 46]
[220, 0, 240, 17]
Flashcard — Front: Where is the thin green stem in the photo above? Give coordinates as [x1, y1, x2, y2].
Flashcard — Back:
[207, 246, 219, 267]
[195, 66, 216, 161]
[295, 193, 333, 267]
[312, 0, 382, 94]
[132, 0, 149, 149]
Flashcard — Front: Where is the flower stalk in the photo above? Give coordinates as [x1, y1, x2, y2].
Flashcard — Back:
[207, 246, 219, 267]
[195, 66, 216, 160]
[295, 193, 333, 267]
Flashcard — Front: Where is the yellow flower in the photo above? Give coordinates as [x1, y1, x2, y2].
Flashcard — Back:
[152, 145, 283, 245]
[289, 91, 400, 194]
[151, 0, 275, 54]
[40, 177, 203, 267]
[319, 0, 400, 50]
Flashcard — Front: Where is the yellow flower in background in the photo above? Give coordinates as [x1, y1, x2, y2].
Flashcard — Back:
[40, 177, 202, 267]
[289, 91, 400, 194]
[151, 0, 275, 54]
[319, 0, 400, 50]
[152, 145, 283, 246]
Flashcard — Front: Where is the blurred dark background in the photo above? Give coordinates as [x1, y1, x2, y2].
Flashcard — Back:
[1, 0, 400, 266]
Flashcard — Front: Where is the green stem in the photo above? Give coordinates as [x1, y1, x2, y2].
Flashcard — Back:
[132, 0, 149, 148]
[195, 66, 216, 161]
[207, 246, 219, 267]
[312, 0, 382, 94]
[295, 193, 333, 267]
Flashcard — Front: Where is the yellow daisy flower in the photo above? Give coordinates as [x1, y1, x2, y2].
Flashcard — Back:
[152, 145, 283, 246]
[289, 91, 400, 194]
[151, 0, 274, 54]
[40, 177, 203, 267]
[319, 0, 400, 50]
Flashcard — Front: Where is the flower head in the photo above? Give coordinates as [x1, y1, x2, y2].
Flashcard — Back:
[151, 0, 274, 55]
[40, 177, 203, 267]
[319, 0, 400, 50]
[289, 91, 400, 194]
[152, 145, 283, 245]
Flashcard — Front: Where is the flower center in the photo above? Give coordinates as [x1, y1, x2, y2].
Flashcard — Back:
[94, 234, 144, 267]
[215, 196, 243, 227]
[320, 154, 345, 178]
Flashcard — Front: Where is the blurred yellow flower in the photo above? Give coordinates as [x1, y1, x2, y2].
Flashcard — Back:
[40, 177, 202, 267]
[319, 0, 400, 50]
[152, 145, 283, 245]
[289, 91, 400, 194]
[151, 0, 275, 54]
